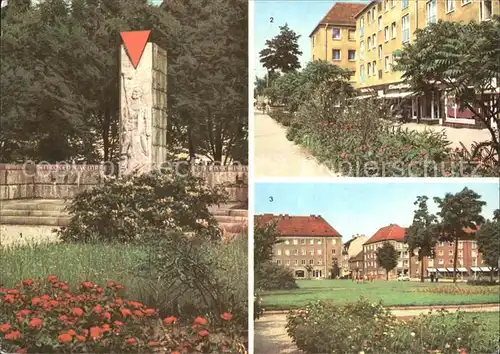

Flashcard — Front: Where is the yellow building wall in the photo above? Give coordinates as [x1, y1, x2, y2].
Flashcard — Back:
[354, 0, 499, 90]
[310, 25, 358, 82]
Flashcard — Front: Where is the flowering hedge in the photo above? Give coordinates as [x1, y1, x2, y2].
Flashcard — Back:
[0, 276, 246, 353]
[285, 298, 497, 354]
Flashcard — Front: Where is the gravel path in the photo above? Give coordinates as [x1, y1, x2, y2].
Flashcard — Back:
[254, 112, 337, 178]
[254, 304, 500, 354]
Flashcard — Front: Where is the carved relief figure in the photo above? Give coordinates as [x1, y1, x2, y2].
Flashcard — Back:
[120, 81, 151, 174]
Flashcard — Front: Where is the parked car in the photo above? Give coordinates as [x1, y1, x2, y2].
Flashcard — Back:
[397, 274, 410, 281]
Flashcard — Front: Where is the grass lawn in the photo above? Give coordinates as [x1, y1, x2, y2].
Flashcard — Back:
[261, 279, 500, 310]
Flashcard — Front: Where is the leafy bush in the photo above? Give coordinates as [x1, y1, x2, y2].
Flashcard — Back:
[286, 299, 498, 354]
[287, 86, 496, 177]
[269, 112, 293, 127]
[413, 284, 499, 294]
[467, 279, 499, 286]
[0, 277, 246, 353]
[58, 170, 228, 244]
[255, 262, 298, 291]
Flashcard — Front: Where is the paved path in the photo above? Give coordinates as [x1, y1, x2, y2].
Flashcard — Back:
[254, 305, 500, 354]
[254, 112, 337, 178]
[401, 123, 492, 150]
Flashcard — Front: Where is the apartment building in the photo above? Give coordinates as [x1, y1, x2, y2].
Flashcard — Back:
[348, 250, 365, 275]
[353, 0, 499, 128]
[363, 224, 412, 279]
[309, 2, 367, 83]
[341, 234, 368, 276]
[255, 214, 343, 279]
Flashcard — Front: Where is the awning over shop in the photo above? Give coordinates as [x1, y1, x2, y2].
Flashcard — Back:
[470, 267, 481, 272]
[479, 267, 492, 272]
[382, 92, 414, 99]
[437, 268, 447, 272]
[457, 268, 467, 272]
[446, 268, 455, 272]
[427, 268, 437, 272]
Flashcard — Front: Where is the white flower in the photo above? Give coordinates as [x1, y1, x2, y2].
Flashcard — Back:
[410, 332, 415, 337]
[457, 338, 461, 341]
[359, 351, 365, 354]
[445, 344, 450, 348]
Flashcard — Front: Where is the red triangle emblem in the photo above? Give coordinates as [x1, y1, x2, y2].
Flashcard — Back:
[120, 30, 151, 69]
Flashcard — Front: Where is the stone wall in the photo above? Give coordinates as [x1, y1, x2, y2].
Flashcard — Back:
[0, 164, 247, 202]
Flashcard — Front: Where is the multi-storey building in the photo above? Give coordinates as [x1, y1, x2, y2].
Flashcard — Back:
[255, 214, 343, 279]
[363, 224, 411, 279]
[348, 250, 365, 276]
[309, 2, 367, 83]
[353, 0, 499, 128]
[341, 234, 368, 276]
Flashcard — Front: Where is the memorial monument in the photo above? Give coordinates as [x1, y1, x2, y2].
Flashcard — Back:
[119, 30, 168, 175]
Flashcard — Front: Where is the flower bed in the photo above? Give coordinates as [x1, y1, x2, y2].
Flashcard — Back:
[0, 276, 246, 353]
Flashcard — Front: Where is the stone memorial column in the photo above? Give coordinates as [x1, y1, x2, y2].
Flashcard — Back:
[119, 32, 168, 176]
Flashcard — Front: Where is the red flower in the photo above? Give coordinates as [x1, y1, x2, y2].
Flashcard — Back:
[106, 281, 115, 287]
[148, 341, 161, 346]
[221, 312, 233, 321]
[420, 151, 426, 157]
[71, 308, 84, 317]
[90, 326, 101, 339]
[114, 321, 124, 326]
[75, 335, 86, 342]
[41, 295, 50, 300]
[47, 275, 57, 283]
[22, 279, 34, 287]
[120, 308, 132, 317]
[115, 284, 124, 290]
[125, 337, 137, 345]
[379, 148, 384, 153]
[144, 308, 156, 315]
[198, 330, 209, 337]
[101, 324, 111, 332]
[66, 329, 76, 336]
[340, 152, 346, 158]
[58, 333, 72, 343]
[361, 145, 368, 151]
[93, 305, 103, 314]
[133, 310, 144, 317]
[102, 311, 111, 321]
[28, 318, 42, 329]
[59, 315, 68, 322]
[81, 281, 94, 289]
[31, 297, 42, 306]
[163, 316, 177, 325]
[61, 285, 69, 292]
[4, 295, 15, 304]
[0, 324, 11, 332]
[115, 298, 124, 305]
[7, 289, 19, 295]
[96, 287, 103, 294]
[193, 317, 207, 326]
[171, 352, 181, 354]
[17, 310, 30, 317]
[5, 331, 21, 340]
[15, 348, 27, 354]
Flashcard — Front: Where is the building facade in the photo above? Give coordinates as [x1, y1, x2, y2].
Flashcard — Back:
[255, 214, 343, 279]
[353, 0, 500, 128]
[348, 250, 365, 276]
[309, 2, 367, 83]
[341, 234, 368, 276]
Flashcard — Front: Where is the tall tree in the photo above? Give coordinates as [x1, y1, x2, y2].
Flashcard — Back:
[476, 209, 500, 282]
[434, 187, 486, 283]
[405, 196, 438, 282]
[376, 242, 399, 280]
[259, 23, 302, 74]
[393, 17, 500, 161]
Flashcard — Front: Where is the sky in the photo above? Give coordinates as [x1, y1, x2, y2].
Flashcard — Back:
[253, 0, 369, 79]
[254, 181, 500, 241]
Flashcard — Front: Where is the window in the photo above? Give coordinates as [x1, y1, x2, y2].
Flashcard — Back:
[384, 0, 389, 11]
[426, 0, 437, 24]
[458, 250, 463, 256]
[438, 259, 444, 264]
[360, 17, 365, 36]
[317, 260, 322, 265]
[367, 37, 372, 50]
[391, 22, 396, 39]
[372, 34, 376, 48]
[294, 260, 298, 265]
[438, 250, 444, 256]
[360, 41, 365, 59]
[309, 259, 314, 265]
[446, 0, 455, 12]
[391, 0, 396, 7]
[367, 10, 371, 23]
[317, 239, 322, 245]
[402, 0, 409, 9]
[449, 250, 454, 256]
[348, 29, 356, 41]
[301, 259, 306, 265]
[309, 239, 314, 245]
[332, 27, 341, 40]
[384, 56, 390, 71]
[378, 45, 382, 59]
[292, 249, 298, 255]
[372, 61, 376, 76]
[402, 15, 410, 43]
[285, 240, 290, 245]
[367, 63, 371, 76]
[317, 249, 322, 255]
[461, 0, 471, 5]
[384, 26, 389, 41]
[301, 249, 306, 255]
[372, 7, 376, 21]
[458, 241, 463, 249]
[348, 50, 356, 61]
[472, 242, 477, 249]
[285, 260, 290, 265]
[277, 249, 282, 255]
[481, 0, 492, 20]
[276, 259, 281, 265]
[472, 257, 477, 266]
[448, 259, 453, 264]
[332, 249, 336, 255]
[309, 250, 314, 255]
[332, 239, 337, 245]
[378, 16, 382, 31]
[428, 259, 434, 266]
[285, 250, 290, 256]
[312, 35, 315, 47]
[293, 239, 298, 245]
[300, 239, 306, 244]
[360, 64, 365, 83]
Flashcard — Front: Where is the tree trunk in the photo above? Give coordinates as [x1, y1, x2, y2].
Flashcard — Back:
[420, 255, 425, 282]
[453, 236, 459, 283]
[386, 270, 389, 280]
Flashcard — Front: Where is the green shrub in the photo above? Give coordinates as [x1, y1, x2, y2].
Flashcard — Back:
[255, 262, 298, 291]
[467, 279, 499, 286]
[286, 298, 499, 354]
[58, 170, 228, 244]
[269, 111, 293, 126]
